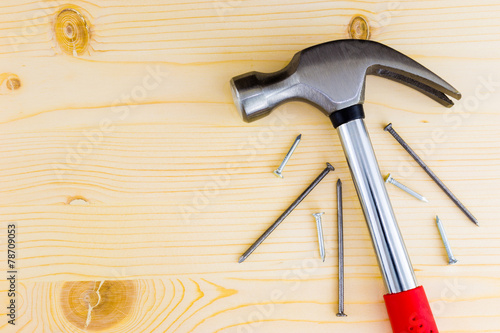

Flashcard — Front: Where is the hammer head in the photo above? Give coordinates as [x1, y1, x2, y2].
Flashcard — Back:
[230, 39, 461, 122]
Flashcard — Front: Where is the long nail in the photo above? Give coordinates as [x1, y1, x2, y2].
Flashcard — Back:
[384, 123, 478, 226]
[239, 163, 334, 263]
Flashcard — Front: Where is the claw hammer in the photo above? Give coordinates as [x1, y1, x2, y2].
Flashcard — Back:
[230, 39, 461, 333]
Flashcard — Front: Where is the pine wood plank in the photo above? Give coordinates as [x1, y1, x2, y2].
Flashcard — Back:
[0, 0, 499, 332]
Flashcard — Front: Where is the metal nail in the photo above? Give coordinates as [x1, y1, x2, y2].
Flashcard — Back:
[274, 134, 301, 178]
[313, 212, 326, 262]
[336, 179, 347, 317]
[435, 216, 458, 264]
[385, 173, 428, 202]
[384, 123, 478, 226]
[239, 163, 334, 263]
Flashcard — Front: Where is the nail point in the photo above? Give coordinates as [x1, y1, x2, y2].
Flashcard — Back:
[273, 134, 302, 177]
[384, 173, 392, 183]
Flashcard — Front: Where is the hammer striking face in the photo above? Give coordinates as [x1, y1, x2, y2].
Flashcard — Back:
[231, 39, 461, 333]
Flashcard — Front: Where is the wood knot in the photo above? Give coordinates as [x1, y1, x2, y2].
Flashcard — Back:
[60, 280, 137, 331]
[55, 7, 91, 56]
[348, 15, 370, 40]
[67, 196, 89, 205]
[0, 73, 21, 94]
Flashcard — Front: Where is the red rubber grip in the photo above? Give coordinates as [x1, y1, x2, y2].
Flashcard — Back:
[384, 286, 438, 333]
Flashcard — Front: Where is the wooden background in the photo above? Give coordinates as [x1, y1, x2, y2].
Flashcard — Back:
[1, 0, 500, 332]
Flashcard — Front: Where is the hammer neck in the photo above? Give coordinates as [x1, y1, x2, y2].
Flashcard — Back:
[330, 104, 365, 128]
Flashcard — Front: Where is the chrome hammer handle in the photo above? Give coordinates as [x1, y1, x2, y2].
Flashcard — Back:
[332, 106, 438, 332]
[336, 118, 417, 294]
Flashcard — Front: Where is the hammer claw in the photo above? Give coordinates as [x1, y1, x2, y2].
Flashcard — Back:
[375, 68, 455, 107]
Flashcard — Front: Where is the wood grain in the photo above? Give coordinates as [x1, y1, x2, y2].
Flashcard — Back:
[0, 0, 500, 332]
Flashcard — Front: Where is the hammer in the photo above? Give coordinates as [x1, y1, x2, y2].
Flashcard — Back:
[230, 39, 461, 333]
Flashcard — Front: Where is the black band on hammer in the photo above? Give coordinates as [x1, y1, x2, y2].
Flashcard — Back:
[330, 104, 365, 128]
